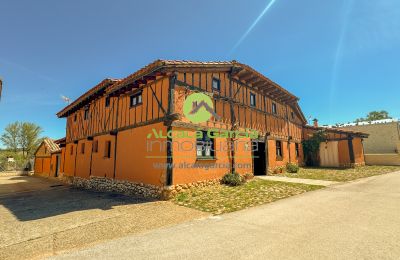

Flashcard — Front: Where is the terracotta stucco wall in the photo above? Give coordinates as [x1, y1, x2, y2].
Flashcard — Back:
[352, 137, 365, 165]
[64, 143, 76, 176]
[115, 123, 167, 186]
[171, 127, 252, 184]
[75, 140, 92, 179]
[90, 134, 115, 178]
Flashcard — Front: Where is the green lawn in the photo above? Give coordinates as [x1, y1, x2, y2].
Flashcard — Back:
[173, 179, 322, 215]
[283, 165, 400, 182]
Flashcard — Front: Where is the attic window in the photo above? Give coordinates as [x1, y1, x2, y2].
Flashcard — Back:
[105, 97, 110, 107]
[130, 92, 142, 107]
[212, 78, 220, 91]
[250, 93, 256, 107]
[272, 103, 277, 115]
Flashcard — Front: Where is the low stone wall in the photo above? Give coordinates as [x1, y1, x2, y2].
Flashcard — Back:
[59, 175, 163, 199]
[58, 175, 222, 200]
[365, 154, 400, 166]
[162, 179, 221, 199]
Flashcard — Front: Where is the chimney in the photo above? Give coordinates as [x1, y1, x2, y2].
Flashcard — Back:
[313, 118, 319, 127]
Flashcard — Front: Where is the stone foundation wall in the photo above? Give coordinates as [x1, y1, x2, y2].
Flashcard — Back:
[58, 174, 223, 200]
[162, 179, 221, 199]
[59, 175, 163, 199]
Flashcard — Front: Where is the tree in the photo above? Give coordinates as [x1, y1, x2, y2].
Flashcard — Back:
[0, 122, 20, 153]
[0, 121, 43, 159]
[354, 110, 391, 123]
[19, 122, 43, 158]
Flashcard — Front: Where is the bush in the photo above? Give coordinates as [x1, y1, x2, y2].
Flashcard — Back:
[221, 172, 243, 186]
[286, 163, 299, 173]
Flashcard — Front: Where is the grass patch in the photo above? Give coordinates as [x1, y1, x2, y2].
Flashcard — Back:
[283, 165, 400, 182]
[173, 179, 322, 215]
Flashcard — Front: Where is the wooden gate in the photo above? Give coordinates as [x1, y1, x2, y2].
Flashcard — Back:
[319, 141, 339, 167]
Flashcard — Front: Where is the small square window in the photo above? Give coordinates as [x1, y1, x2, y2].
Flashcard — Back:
[130, 92, 142, 107]
[276, 140, 283, 159]
[212, 78, 220, 91]
[196, 131, 215, 158]
[105, 97, 110, 107]
[272, 103, 277, 115]
[250, 93, 256, 107]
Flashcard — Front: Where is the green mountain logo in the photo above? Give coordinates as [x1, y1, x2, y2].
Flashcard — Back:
[183, 93, 220, 123]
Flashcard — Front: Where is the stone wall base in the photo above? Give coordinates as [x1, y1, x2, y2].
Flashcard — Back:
[57, 175, 223, 200]
[59, 175, 163, 199]
[162, 179, 221, 200]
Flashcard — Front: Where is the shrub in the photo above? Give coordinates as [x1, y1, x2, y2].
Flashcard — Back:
[272, 166, 285, 174]
[243, 173, 254, 181]
[221, 172, 243, 186]
[286, 163, 299, 173]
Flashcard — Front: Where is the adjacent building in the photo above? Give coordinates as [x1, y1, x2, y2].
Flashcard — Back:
[339, 119, 400, 165]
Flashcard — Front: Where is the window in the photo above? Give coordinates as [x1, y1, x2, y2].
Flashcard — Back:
[44, 147, 48, 154]
[93, 140, 98, 153]
[74, 114, 77, 122]
[105, 97, 110, 107]
[84, 108, 89, 120]
[70, 145, 74, 155]
[81, 143, 85, 154]
[196, 131, 215, 158]
[250, 92, 256, 107]
[291, 111, 294, 119]
[212, 78, 220, 91]
[272, 102, 277, 114]
[104, 141, 112, 158]
[295, 143, 300, 158]
[130, 92, 142, 107]
[276, 140, 283, 159]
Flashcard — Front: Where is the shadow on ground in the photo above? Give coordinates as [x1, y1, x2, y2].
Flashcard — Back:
[0, 176, 152, 221]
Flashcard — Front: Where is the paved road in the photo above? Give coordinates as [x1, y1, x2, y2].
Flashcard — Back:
[52, 171, 400, 260]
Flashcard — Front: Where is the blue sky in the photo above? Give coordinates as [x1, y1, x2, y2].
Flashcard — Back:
[1, 0, 399, 140]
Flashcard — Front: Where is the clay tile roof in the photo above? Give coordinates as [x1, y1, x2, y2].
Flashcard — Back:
[43, 138, 61, 153]
[57, 78, 121, 118]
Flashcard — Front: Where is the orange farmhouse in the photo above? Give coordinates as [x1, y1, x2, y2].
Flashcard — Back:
[34, 60, 367, 198]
